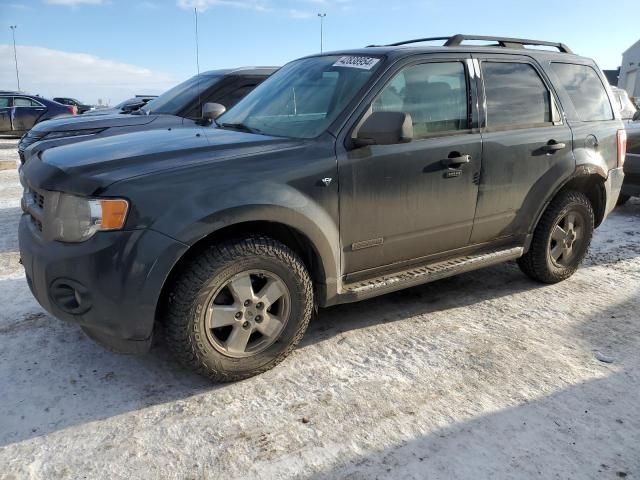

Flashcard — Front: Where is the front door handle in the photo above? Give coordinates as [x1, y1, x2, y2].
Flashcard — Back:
[542, 140, 566, 153]
[441, 154, 471, 168]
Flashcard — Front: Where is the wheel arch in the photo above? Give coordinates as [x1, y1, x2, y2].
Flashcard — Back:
[155, 214, 340, 327]
[525, 169, 606, 252]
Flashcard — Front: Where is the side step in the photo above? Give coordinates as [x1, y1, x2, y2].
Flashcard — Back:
[341, 247, 524, 302]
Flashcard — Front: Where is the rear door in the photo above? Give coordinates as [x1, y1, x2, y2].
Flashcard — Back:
[0, 97, 11, 132]
[12, 97, 46, 131]
[469, 55, 575, 244]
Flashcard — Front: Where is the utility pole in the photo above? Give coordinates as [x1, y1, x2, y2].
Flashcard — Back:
[9, 25, 20, 91]
[317, 13, 326, 53]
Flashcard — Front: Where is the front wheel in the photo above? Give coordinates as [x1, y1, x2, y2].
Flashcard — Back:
[164, 236, 314, 382]
[518, 190, 594, 284]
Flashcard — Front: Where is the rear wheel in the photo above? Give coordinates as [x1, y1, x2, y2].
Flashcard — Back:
[164, 236, 313, 381]
[518, 190, 594, 284]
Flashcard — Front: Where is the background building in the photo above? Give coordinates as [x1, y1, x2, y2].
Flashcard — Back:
[619, 39, 640, 97]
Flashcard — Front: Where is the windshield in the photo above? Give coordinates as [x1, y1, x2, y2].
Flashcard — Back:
[217, 55, 383, 139]
[142, 74, 221, 115]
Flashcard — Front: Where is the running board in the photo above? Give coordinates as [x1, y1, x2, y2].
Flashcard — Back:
[341, 247, 524, 302]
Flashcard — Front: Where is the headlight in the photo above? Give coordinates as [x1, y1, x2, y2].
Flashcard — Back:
[44, 128, 105, 140]
[51, 193, 129, 242]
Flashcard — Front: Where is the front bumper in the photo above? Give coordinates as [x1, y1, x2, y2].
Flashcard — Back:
[19, 216, 189, 353]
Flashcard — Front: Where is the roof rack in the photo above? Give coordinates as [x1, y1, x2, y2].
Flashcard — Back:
[369, 34, 573, 54]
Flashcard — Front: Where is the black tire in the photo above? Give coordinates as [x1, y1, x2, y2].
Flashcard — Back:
[617, 194, 630, 207]
[518, 190, 594, 284]
[164, 236, 313, 382]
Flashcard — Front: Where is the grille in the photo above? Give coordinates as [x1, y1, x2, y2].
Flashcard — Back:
[31, 216, 43, 232]
[22, 184, 47, 234]
[32, 191, 45, 209]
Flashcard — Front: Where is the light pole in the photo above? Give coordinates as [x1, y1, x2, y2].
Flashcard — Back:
[9, 25, 20, 91]
[317, 13, 326, 53]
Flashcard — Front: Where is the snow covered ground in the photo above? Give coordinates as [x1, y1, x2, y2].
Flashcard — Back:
[0, 138, 639, 480]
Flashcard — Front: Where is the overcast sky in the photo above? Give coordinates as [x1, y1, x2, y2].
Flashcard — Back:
[1, 0, 638, 105]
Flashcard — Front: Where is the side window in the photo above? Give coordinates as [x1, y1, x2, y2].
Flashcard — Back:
[14, 97, 38, 107]
[482, 62, 552, 129]
[550, 63, 614, 122]
[373, 62, 469, 137]
[0, 97, 9, 108]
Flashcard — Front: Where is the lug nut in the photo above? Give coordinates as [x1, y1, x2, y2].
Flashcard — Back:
[255, 315, 263, 323]
[235, 312, 242, 319]
[244, 300, 252, 307]
[256, 302, 264, 310]
[242, 321, 250, 329]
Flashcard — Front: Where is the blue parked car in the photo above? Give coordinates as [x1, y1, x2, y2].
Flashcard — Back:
[0, 91, 76, 137]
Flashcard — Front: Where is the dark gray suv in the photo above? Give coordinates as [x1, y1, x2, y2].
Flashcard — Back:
[19, 35, 626, 381]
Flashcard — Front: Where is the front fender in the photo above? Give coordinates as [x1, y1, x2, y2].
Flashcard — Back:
[107, 144, 341, 305]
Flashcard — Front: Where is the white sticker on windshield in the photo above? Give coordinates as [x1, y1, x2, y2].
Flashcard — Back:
[333, 56, 380, 70]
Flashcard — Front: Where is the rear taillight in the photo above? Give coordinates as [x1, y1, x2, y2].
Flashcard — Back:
[68, 105, 78, 115]
[617, 129, 627, 168]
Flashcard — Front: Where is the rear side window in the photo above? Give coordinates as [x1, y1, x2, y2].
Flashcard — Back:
[0, 97, 9, 108]
[550, 63, 613, 122]
[13, 97, 39, 107]
[482, 62, 552, 129]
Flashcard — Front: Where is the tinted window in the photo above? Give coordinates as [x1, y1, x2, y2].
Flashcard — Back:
[0, 97, 9, 108]
[482, 62, 551, 128]
[144, 75, 221, 115]
[214, 84, 256, 110]
[550, 63, 613, 121]
[373, 62, 468, 137]
[13, 97, 39, 107]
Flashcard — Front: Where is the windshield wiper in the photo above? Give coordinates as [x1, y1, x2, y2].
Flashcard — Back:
[220, 122, 262, 134]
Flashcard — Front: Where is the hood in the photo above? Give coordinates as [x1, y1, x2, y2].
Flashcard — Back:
[25, 126, 302, 195]
[31, 113, 160, 133]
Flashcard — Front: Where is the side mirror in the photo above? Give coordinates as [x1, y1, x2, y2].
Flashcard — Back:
[202, 102, 226, 121]
[354, 111, 413, 147]
[633, 111, 640, 122]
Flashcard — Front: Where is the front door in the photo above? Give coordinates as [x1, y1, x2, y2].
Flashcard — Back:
[338, 57, 482, 277]
[0, 97, 11, 132]
[469, 56, 575, 244]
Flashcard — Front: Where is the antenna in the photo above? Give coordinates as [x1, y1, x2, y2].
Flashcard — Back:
[194, 7, 200, 76]
[194, 7, 202, 116]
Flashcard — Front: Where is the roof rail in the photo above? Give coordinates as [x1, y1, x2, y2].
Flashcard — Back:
[371, 34, 573, 54]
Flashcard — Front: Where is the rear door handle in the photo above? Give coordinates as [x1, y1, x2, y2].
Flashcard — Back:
[542, 141, 566, 153]
[441, 154, 471, 168]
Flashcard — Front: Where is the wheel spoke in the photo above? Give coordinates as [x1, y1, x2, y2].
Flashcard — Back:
[258, 278, 285, 307]
[228, 274, 254, 303]
[551, 225, 567, 242]
[226, 325, 252, 354]
[550, 243, 563, 261]
[565, 213, 576, 231]
[574, 226, 583, 241]
[256, 314, 284, 338]
[206, 305, 239, 329]
[563, 245, 573, 261]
